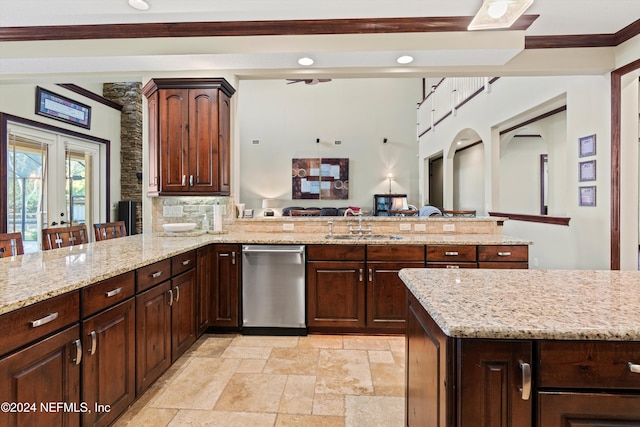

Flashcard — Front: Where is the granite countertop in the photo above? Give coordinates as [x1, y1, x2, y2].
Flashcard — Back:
[400, 268, 640, 341]
[0, 231, 529, 317]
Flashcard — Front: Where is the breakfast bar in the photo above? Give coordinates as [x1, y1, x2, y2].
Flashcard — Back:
[400, 268, 640, 426]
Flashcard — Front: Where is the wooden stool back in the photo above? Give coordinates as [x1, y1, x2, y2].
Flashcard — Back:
[42, 225, 89, 250]
[0, 232, 24, 257]
[93, 221, 127, 241]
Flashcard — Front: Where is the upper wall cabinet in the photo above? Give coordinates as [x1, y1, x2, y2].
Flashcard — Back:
[143, 78, 235, 196]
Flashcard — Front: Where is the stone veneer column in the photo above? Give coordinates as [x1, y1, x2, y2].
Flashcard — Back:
[102, 82, 142, 234]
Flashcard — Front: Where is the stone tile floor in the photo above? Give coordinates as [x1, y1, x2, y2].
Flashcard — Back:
[114, 334, 406, 427]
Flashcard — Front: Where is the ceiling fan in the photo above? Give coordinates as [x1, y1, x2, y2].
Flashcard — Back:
[286, 79, 332, 85]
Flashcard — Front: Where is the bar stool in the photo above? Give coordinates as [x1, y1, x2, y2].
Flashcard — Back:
[42, 225, 89, 250]
[0, 232, 24, 257]
[93, 221, 127, 241]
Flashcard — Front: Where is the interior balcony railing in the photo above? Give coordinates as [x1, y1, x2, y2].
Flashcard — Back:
[417, 77, 499, 137]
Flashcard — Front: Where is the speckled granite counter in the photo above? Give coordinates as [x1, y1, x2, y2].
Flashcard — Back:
[0, 231, 529, 317]
[400, 268, 640, 341]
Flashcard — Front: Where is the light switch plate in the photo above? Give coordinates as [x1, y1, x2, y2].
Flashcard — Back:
[282, 223, 294, 231]
[414, 224, 426, 232]
[443, 223, 455, 232]
[399, 223, 411, 231]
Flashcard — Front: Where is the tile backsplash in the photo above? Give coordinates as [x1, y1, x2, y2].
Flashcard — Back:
[152, 196, 233, 232]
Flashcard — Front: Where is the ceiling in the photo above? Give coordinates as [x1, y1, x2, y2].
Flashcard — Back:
[0, 0, 638, 83]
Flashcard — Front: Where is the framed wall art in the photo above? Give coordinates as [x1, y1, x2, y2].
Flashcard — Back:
[579, 185, 596, 207]
[35, 86, 92, 129]
[292, 157, 349, 200]
[578, 159, 596, 182]
[578, 134, 596, 157]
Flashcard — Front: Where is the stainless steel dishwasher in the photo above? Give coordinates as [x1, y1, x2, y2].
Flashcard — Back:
[241, 245, 306, 335]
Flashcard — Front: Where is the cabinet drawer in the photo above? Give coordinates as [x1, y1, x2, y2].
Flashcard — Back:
[136, 259, 172, 292]
[0, 291, 80, 356]
[538, 341, 640, 389]
[427, 262, 477, 269]
[82, 271, 135, 318]
[478, 245, 528, 262]
[172, 250, 196, 276]
[427, 245, 476, 262]
[367, 245, 425, 262]
[307, 244, 365, 261]
[479, 262, 528, 269]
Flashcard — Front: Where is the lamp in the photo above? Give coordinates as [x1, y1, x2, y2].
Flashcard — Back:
[262, 199, 277, 216]
[467, 0, 533, 30]
[387, 172, 394, 193]
[391, 197, 407, 211]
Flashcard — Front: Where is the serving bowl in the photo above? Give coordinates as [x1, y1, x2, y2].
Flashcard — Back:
[162, 222, 197, 233]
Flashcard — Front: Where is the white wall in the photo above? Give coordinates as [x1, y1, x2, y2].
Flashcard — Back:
[0, 83, 122, 222]
[453, 144, 485, 213]
[237, 78, 421, 214]
[418, 76, 611, 270]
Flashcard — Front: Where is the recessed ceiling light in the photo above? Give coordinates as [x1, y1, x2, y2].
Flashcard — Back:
[128, 0, 150, 11]
[468, 0, 533, 30]
[298, 57, 314, 66]
[396, 55, 414, 65]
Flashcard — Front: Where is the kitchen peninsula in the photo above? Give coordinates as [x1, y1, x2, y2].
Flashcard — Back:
[0, 215, 529, 426]
[400, 268, 640, 426]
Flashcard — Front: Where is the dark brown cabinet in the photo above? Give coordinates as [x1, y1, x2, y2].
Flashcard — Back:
[171, 268, 197, 362]
[143, 78, 235, 196]
[210, 244, 240, 328]
[478, 245, 529, 269]
[0, 325, 81, 427]
[196, 245, 213, 336]
[82, 298, 136, 427]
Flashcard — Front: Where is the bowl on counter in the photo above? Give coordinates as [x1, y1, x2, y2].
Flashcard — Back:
[162, 223, 197, 233]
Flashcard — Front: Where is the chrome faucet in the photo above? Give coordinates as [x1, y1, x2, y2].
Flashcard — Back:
[327, 220, 334, 237]
[344, 208, 371, 235]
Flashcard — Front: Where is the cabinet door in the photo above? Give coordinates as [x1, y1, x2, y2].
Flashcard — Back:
[406, 293, 450, 427]
[82, 299, 135, 427]
[307, 261, 366, 329]
[146, 91, 160, 195]
[135, 281, 171, 395]
[218, 91, 231, 194]
[459, 340, 532, 427]
[0, 325, 81, 427]
[189, 88, 219, 192]
[171, 269, 197, 361]
[196, 245, 212, 336]
[159, 88, 189, 193]
[538, 392, 640, 426]
[211, 245, 240, 327]
[367, 261, 422, 331]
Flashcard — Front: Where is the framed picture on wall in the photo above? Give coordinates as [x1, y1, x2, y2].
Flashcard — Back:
[578, 160, 596, 182]
[578, 134, 596, 157]
[579, 185, 596, 207]
[35, 86, 92, 129]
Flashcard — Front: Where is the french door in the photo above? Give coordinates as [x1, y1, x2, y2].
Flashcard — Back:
[6, 122, 104, 253]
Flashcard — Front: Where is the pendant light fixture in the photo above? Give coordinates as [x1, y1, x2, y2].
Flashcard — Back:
[468, 0, 533, 30]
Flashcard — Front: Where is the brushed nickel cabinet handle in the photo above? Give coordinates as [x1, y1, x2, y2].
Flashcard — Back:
[359, 269, 363, 282]
[152, 271, 163, 278]
[445, 251, 459, 256]
[168, 289, 174, 306]
[498, 252, 512, 257]
[446, 265, 459, 269]
[181, 259, 190, 266]
[31, 312, 58, 328]
[73, 339, 82, 365]
[89, 331, 97, 355]
[175, 286, 180, 302]
[520, 361, 531, 400]
[368, 268, 373, 282]
[105, 287, 122, 298]
[629, 362, 640, 374]
[232, 252, 236, 265]
[189, 175, 194, 186]
[181, 175, 186, 186]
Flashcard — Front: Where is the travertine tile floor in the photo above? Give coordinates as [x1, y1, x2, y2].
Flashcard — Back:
[115, 334, 406, 427]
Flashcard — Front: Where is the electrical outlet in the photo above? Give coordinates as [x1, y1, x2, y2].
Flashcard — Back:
[282, 223, 294, 231]
[414, 224, 426, 232]
[443, 223, 455, 232]
[399, 223, 411, 231]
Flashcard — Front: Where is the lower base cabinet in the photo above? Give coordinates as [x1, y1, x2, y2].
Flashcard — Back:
[0, 325, 81, 427]
[82, 298, 136, 427]
[538, 392, 640, 426]
[171, 269, 197, 362]
[210, 245, 240, 328]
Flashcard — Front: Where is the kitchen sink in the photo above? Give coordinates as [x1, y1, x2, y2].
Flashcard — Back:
[325, 234, 403, 241]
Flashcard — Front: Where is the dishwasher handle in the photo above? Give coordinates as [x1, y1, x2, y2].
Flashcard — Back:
[242, 246, 305, 254]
